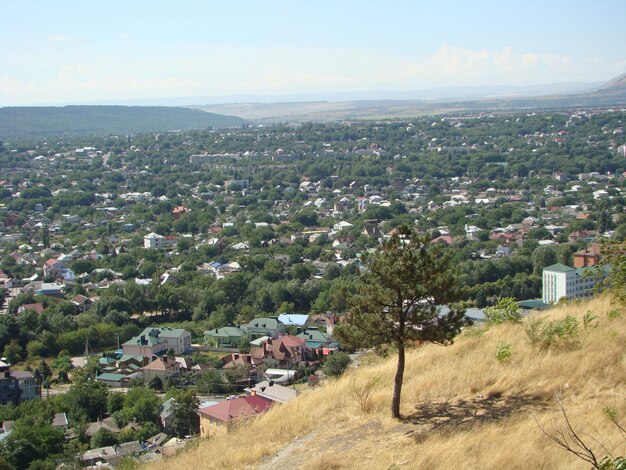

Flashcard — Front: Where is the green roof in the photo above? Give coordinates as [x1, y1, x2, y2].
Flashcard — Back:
[518, 300, 550, 310]
[96, 373, 127, 382]
[543, 263, 575, 273]
[204, 326, 244, 338]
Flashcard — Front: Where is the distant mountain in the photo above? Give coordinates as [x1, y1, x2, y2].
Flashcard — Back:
[193, 73, 626, 123]
[0, 105, 244, 141]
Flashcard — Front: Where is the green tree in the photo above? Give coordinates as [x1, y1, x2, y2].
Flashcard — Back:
[2, 341, 22, 365]
[90, 428, 119, 448]
[322, 351, 352, 377]
[0, 419, 65, 469]
[335, 226, 465, 419]
[484, 297, 521, 325]
[171, 389, 200, 437]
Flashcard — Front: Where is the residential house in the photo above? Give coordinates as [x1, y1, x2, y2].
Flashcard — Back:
[245, 317, 286, 339]
[144, 232, 177, 250]
[17, 303, 44, 315]
[573, 244, 602, 268]
[141, 357, 181, 385]
[11, 370, 40, 401]
[204, 326, 245, 347]
[122, 330, 168, 357]
[245, 380, 297, 404]
[0, 361, 20, 405]
[297, 327, 340, 358]
[134, 327, 191, 355]
[250, 335, 305, 369]
[198, 396, 272, 438]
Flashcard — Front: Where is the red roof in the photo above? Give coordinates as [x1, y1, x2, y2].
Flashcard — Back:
[45, 259, 61, 266]
[279, 335, 305, 348]
[20, 303, 44, 314]
[198, 396, 272, 422]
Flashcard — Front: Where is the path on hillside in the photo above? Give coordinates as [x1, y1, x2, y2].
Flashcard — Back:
[254, 394, 549, 469]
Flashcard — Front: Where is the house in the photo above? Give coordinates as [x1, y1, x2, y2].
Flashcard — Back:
[245, 380, 297, 404]
[81, 441, 144, 467]
[297, 327, 339, 358]
[198, 396, 272, 438]
[204, 326, 245, 347]
[135, 327, 191, 355]
[250, 335, 305, 369]
[71, 294, 93, 313]
[542, 264, 605, 304]
[245, 317, 286, 339]
[333, 221, 354, 231]
[172, 206, 189, 220]
[0, 361, 21, 405]
[160, 398, 176, 433]
[573, 244, 601, 268]
[35, 282, 65, 297]
[144, 232, 177, 250]
[17, 303, 44, 315]
[122, 329, 168, 357]
[141, 357, 181, 385]
[96, 373, 132, 388]
[277, 313, 309, 328]
[11, 370, 40, 401]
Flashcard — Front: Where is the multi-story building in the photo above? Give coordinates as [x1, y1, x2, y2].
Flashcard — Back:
[0, 361, 21, 405]
[542, 263, 603, 304]
[11, 370, 40, 401]
[143, 232, 177, 250]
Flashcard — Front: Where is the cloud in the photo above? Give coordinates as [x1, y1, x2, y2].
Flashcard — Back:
[0, 43, 624, 104]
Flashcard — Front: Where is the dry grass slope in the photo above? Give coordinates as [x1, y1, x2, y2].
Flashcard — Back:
[146, 296, 625, 470]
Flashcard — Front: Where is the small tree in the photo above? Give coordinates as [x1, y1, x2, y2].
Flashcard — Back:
[148, 376, 163, 391]
[323, 352, 352, 377]
[335, 226, 465, 419]
[171, 389, 200, 437]
[484, 297, 521, 325]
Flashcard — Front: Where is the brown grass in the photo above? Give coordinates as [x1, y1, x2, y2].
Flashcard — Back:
[146, 296, 626, 470]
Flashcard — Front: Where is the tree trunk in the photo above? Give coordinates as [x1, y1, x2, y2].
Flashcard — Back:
[391, 344, 405, 419]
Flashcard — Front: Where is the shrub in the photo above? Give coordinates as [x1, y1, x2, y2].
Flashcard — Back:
[525, 314, 581, 351]
[494, 342, 513, 362]
[484, 297, 521, 325]
[350, 376, 381, 414]
[323, 352, 352, 377]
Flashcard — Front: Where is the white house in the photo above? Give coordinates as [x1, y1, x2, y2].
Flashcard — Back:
[333, 221, 354, 231]
[144, 232, 177, 249]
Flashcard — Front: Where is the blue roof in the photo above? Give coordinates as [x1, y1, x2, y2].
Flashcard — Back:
[278, 313, 309, 326]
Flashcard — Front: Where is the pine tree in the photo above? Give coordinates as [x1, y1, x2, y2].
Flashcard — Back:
[335, 226, 465, 419]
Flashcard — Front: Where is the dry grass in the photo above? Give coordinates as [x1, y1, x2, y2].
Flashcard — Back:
[146, 296, 626, 470]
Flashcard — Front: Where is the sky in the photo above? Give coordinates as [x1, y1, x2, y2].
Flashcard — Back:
[1, 0, 625, 106]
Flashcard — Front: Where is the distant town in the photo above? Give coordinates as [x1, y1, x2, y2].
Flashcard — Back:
[0, 107, 624, 467]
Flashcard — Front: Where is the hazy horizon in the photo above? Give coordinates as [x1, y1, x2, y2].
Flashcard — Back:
[2, 0, 625, 106]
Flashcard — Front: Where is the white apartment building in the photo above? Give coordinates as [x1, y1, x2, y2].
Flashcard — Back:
[542, 263, 601, 304]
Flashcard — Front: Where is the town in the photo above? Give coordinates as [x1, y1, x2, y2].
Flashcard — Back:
[0, 107, 624, 468]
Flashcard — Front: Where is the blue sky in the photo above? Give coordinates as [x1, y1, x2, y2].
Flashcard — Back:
[1, 0, 625, 105]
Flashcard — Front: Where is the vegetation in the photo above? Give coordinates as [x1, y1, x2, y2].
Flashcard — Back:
[336, 226, 465, 418]
[0, 106, 244, 140]
[145, 296, 625, 470]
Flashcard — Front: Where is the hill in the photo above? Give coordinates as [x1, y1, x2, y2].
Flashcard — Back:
[194, 73, 626, 123]
[147, 296, 625, 469]
[0, 105, 244, 141]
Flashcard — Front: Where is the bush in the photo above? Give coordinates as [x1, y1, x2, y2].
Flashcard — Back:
[494, 342, 513, 362]
[323, 352, 352, 377]
[484, 297, 521, 325]
[525, 314, 581, 351]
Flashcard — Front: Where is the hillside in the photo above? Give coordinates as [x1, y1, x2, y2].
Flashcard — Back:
[147, 296, 625, 470]
[194, 73, 626, 123]
[0, 106, 245, 141]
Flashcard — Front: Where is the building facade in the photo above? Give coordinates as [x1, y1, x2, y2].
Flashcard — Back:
[542, 263, 601, 304]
